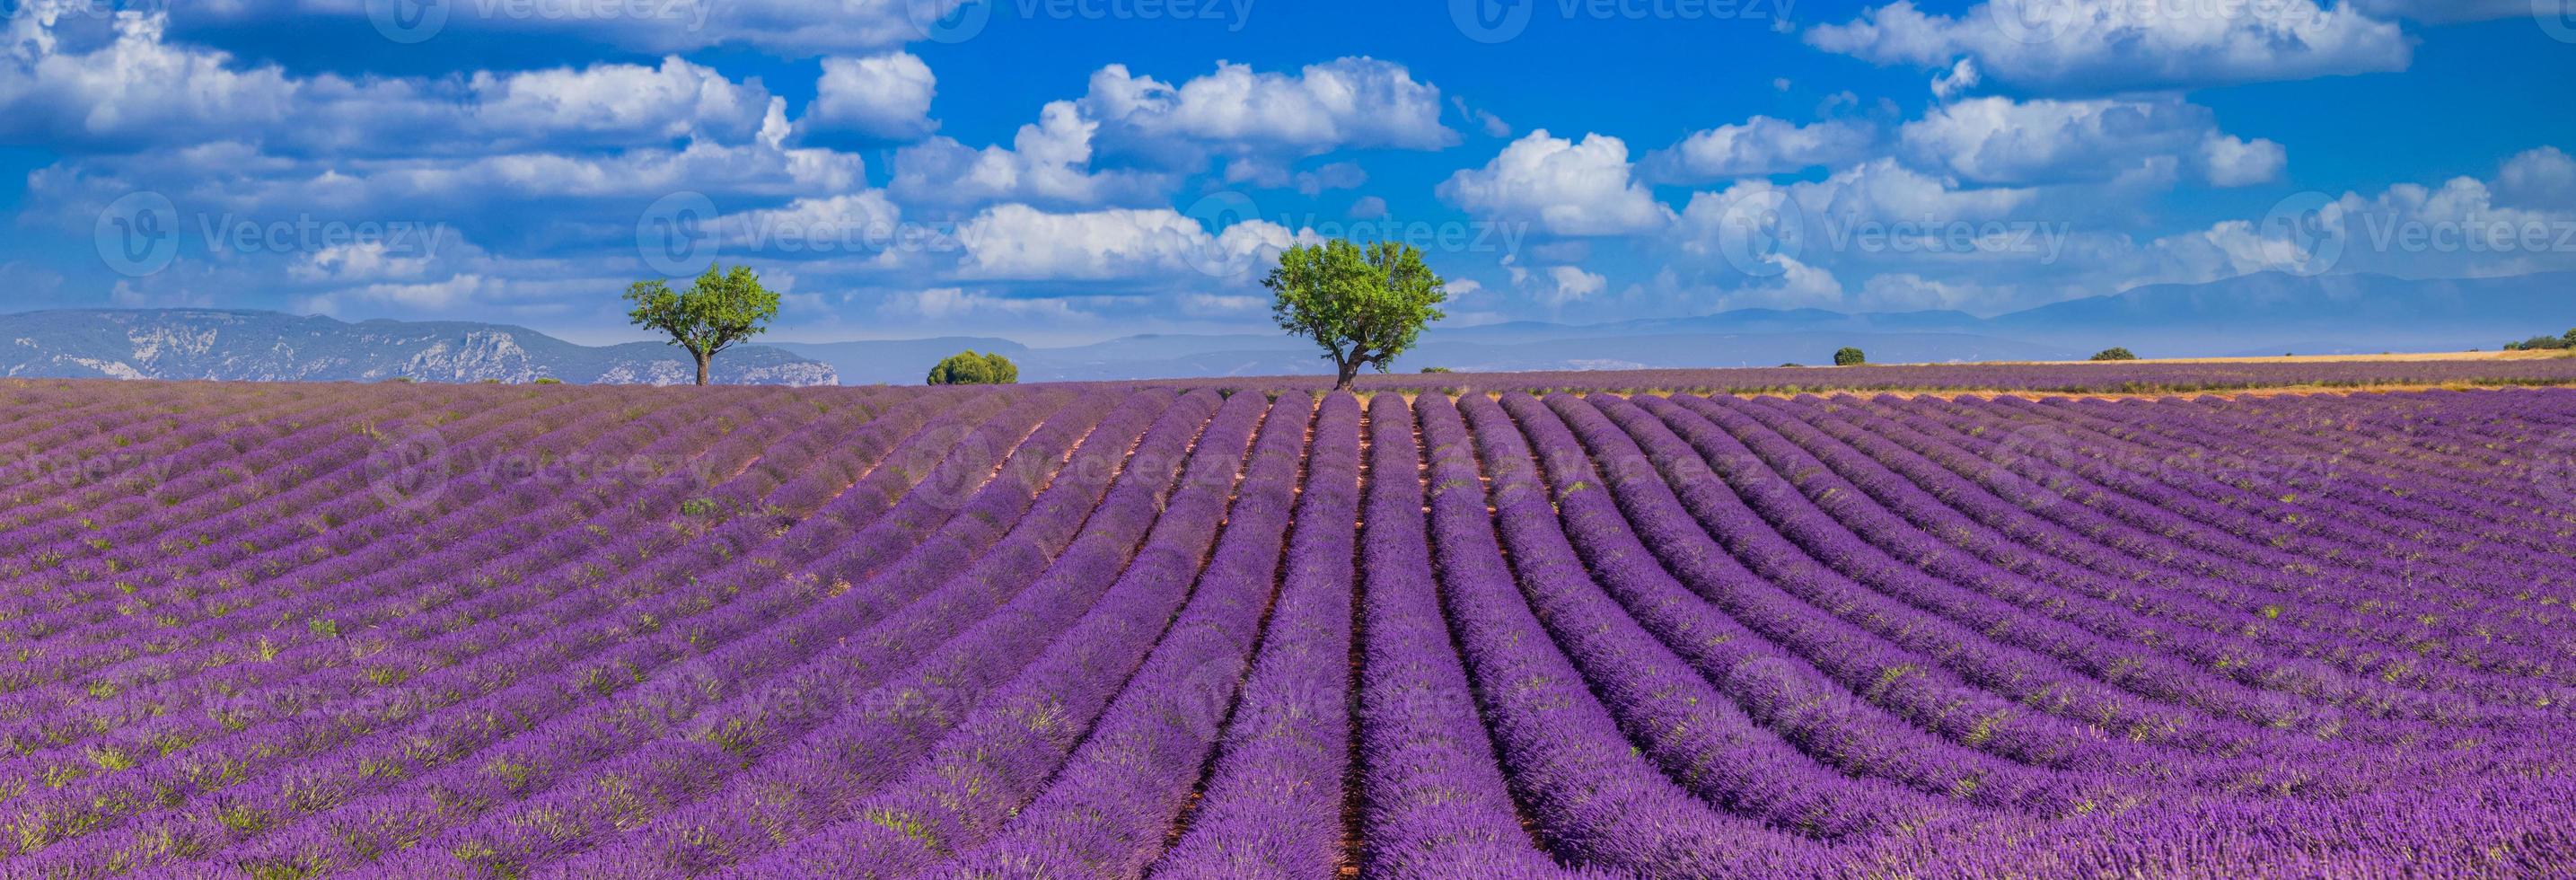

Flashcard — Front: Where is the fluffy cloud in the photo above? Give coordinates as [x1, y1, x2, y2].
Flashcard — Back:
[2158, 163, 2576, 281]
[1807, 0, 2410, 92]
[807, 52, 938, 140]
[1081, 58, 1456, 157]
[1643, 116, 1877, 182]
[952, 204, 1309, 281]
[1536, 265, 1608, 305]
[172, 0, 936, 56]
[1898, 97, 2282, 187]
[2497, 147, 2576, 210]
[0, 13, 776, 154]
[1439, 130, 1672, 236]
[889, 101, 1167, 210]
[892, 287, 1084, 321]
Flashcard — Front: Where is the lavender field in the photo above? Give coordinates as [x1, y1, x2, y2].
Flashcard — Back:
[5, 377, 2576, 878]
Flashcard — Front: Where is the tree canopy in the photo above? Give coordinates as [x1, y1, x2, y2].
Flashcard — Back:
[624, 263, 779, 385]
[928, 350, 1020, 385]
[1833, 347, 1867, 366]
[2091, 347, 2139, 361]
[1266, 239, 1446, 391]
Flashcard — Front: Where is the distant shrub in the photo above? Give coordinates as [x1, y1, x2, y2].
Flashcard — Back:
[1419, 366, 1454, 374]
[1833, 347, 1867, 366]
[532, 377, 564, 384]
[928, 350, 1020, 385]
[2091, 347, 2139, 361]
[1779, 362, 1803, 368]
[2510, 335, 2571, 351]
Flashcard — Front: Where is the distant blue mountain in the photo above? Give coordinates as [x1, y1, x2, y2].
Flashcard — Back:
[781, 271, 2576, 383]
[0, 310, 836, 385]
[10, 271, 2569, 385]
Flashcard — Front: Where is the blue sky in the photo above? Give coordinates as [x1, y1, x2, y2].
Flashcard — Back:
[4, 0, 2572, 345]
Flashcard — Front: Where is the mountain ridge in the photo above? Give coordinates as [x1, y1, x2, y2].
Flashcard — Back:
[0, 309, 837, 385]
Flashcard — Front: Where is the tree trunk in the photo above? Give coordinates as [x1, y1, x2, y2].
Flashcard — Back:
[1333, 360, 1360, 392]
[693, 350, 712, 386]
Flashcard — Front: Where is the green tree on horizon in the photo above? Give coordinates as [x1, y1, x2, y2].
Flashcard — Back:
[928, 350, 1020, 385]
[1266, 239, 1446, 391]
[624, 263, 779, 386]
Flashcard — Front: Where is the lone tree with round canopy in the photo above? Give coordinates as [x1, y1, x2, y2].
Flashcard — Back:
[624, 263, 779, 386]
[1267, 239, 1447, 392]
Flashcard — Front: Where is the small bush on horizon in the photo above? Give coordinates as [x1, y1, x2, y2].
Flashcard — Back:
[1833, 347, 1867, 366]
[1420, 366, 1454, 374]
[928, 351, 1020, 385]
[2091, 347, 2139, 361]
[532, 377, 563, 384]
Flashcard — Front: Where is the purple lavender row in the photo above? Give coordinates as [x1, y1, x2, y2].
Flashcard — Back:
[1498, 392, 1988, 834]
[1916, 392, 2576, 601]
[0, 388, 534, 621]
[0, 396, 860, 867]
[1630, 393, 2333, 790]
[527, 390, 1224, 877]
[1419, 392, 1812, 876]
[708, 391, 1280, 877]
[1951, 394, 2576, 650]
[207, 390, 1113, 877]
[1542, 392, 2087, 814]
[0, 389, 626, 746]
[1831, 395, 2576, 685]
[2065, 390, 2576, 543]
[1342, 394, 1574, 880]
[1707, 394, 2516, 747]
[0, 389, 754, 736]
[1147, 392, 1363, 880]
[1735, 393, 2516, 697]
[932, 394, 1322, 877]
[1699, 392, 2545, 724]
[0, 389, 604, 650]
[0, 386, 331, 542]
[5, 386, 632, 602]
[37, 390, 970, 872]
[1783, 393, 2576, 687]
[0, 388, 953, 864]
[0, 385, 385, 548]
[1715, 394, 2572, 782]
[1990, 393, 2576, 575]
[1669, 391, 2535, 782]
